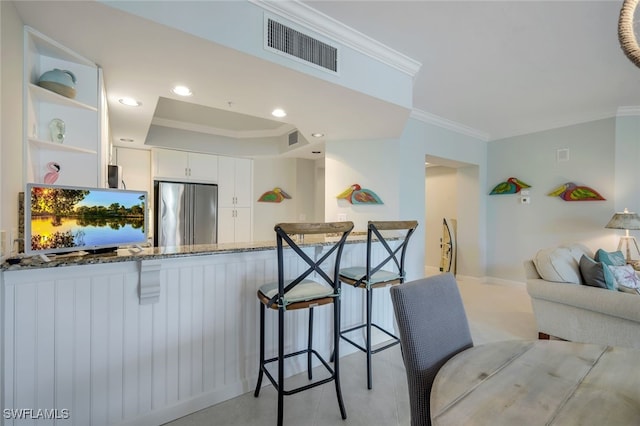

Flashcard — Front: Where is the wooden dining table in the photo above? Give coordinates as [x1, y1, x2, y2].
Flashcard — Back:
[430, 339, 640, 425]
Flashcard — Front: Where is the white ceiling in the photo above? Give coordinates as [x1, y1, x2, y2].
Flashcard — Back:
[12, 0, 640, 157]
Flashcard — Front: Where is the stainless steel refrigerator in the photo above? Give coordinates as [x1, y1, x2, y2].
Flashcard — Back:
[154, 181, 218, 246]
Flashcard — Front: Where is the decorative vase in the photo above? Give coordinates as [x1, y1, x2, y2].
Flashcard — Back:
[49, 118, 65, 143]
[37, 69, 77, 99]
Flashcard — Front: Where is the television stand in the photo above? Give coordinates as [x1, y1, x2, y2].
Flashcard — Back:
[86, 247, 117, 255]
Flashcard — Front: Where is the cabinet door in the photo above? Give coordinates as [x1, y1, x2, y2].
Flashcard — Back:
[188, 152, 218, 182]
[114, 147, 150, 194]
[234, 207, 252, 243]
[234, 158, 253, 207]
[217, 207, 236, 244]
[154, 148, 188, 179]
[217, 156, 236, 208]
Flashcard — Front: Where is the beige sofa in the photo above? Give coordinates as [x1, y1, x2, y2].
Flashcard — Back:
[524, 253, 640, 349]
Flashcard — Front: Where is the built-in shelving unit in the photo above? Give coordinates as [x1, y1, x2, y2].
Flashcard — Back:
[23, 26, 106, 187]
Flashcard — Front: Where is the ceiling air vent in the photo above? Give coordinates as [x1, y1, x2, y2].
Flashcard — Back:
[267, 18, 338, 73]
[288, 131, 299, 146]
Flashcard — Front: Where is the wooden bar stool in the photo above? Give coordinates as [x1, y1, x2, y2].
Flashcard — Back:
[338, 220, 418, 389]
[254, 221, 354, 426]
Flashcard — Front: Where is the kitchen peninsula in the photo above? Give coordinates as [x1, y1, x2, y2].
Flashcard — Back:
[1, 234, 398, 426]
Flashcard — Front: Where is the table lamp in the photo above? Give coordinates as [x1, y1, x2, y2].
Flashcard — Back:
[605, 208, 640, 261]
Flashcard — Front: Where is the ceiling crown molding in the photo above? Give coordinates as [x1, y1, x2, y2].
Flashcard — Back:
[617, 106, 640, 116]
[249, 0, 422, 77]
[151, 117, 295, 139]
[411, 109, 490, 142]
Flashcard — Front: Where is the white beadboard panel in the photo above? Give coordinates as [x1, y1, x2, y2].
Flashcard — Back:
[91, 275, 110, 426]
[3, 282, 15, 415]
[1, 243, 390, 425]
[13, 282, 38, 423]
[107, 275, 125, 425]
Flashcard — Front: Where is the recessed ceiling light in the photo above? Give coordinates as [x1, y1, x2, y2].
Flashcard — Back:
[272, 108, 287, 118]
[119, 138, 134, 143]
[311, 133, 324, 138]
[119, 97, 141, 107]
[172, 85, 192, 96]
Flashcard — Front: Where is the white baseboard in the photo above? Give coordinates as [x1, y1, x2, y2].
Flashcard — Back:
[115, 381, 251, 426]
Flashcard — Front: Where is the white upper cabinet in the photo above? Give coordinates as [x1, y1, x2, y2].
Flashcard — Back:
[153, 148, 218, 182]
[23, 26, 105, 187]
[113, 147, 151, 194]
[218, 156, 252, 208]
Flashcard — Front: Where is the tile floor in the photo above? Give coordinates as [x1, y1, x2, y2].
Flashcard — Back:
[164, 275, 537, 426]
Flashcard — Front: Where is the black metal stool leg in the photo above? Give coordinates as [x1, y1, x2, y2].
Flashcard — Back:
[254, 302, 265, 397]
[366, 287, 373, 390]
[278, 305, 285, 426]
[334, 298, 347, 419]
[308, 307, 314, 380]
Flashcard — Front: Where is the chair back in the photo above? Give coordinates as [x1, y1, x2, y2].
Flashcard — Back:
[390, 273, 473, 426]
[362, 220, 418, 286]
[268, 221, 354, 309]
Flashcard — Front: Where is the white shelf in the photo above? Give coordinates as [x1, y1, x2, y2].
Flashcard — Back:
[23, 27, 105, 187]
[28, 83, 97, 112]
[28, 138, 97, 155]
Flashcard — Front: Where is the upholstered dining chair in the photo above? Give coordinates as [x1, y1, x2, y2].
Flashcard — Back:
[390, 273, 473, 426]
[337, 220, 418, 389]
[254, 221, 354, 426]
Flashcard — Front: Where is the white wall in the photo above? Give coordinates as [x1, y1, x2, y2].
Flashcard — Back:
[1, 1, 23, 252]
[252, 157, 321, 241]
[325, 138, 400, 231]
[614, 114, 640, 213]
[325, 117, 487, 281]
[486, 118, 619, 281]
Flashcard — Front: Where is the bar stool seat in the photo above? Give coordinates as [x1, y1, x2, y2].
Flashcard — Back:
[339, 267, 402, 288]
[258, 279, 335, 305]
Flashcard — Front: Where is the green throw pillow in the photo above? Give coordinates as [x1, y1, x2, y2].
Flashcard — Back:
[579, 255, 617, 290]
[594, 249, 626, 266]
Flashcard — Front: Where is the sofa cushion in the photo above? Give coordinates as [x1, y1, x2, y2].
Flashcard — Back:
[595, 249, 626, 267]
[608, 265, 640, 293]
[534, 247, 582, 284]
[579, 255, 617, 290]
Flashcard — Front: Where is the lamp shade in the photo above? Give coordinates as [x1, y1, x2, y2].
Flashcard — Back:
[605, 208, 640, 230]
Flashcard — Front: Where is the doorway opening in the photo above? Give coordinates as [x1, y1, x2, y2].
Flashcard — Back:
[425, 155, 480, 277]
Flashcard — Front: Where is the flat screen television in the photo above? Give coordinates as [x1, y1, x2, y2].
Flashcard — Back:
[25, 183, 148, 255]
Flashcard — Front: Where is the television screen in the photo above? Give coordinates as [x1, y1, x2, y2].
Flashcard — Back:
[25, 183, 148, 255]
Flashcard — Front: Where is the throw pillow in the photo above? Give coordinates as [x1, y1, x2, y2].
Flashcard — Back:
[595, 249, 626, 266]
[579, 255, 617, 290]
[607, 265, 640, 291]
[534, 247, 582, 284]
[565, 243, 595, 263]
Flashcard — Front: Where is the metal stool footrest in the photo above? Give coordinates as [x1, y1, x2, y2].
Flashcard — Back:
[339, 322, 400, 354]
[261, 348, 337, 396]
